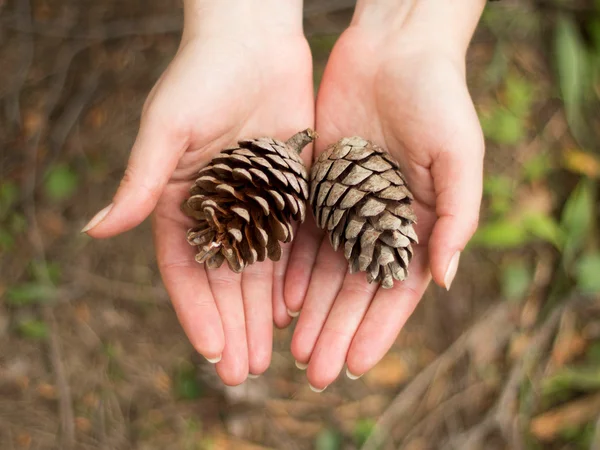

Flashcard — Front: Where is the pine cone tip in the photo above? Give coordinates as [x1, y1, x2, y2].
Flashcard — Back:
[286, 128, 318, 154]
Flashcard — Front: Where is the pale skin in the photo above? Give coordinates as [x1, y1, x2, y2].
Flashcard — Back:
[83, 0, 486, 388]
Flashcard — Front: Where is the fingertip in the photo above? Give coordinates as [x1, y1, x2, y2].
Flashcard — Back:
[248, 346, 272, 376]
[81, 204, 114, 235]
[273, 308, 293, 329]
[216, 363, 249, 387]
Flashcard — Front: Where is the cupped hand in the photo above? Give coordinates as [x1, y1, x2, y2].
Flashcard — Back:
[284, 26, 484, 390]
[84, 28, 314, 385]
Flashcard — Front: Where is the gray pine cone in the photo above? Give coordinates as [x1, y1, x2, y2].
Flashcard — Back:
[309, 136, 418, 289]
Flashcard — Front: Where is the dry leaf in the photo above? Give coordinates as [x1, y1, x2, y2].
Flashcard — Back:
[364, 353, 411, 388]
[36, 382, 56, 399]
[530, 392, 600, 441]
[563, 149, 600, 178]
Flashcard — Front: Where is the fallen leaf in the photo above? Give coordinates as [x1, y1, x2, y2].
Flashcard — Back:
[36, 382, 56, 399]
[364, 353, 411, 388]
[153, 369, 171, 394]
[530, 392, 600, 441]
[16, 433, 31, 448]
[75, 417, 92, 433]
[509, 333, 532, 360]
[563, 149, 600, 178]
[551, 309, 588, 368]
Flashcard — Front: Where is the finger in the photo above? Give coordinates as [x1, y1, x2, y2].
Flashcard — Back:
[153, 196, 224, 362]
[346, 248, 431, 377]
[242, 260, 274, 376]
[429, 132, 484, 290]
[206, 265, 248, 386]
[272, 239, 295, 329]
[306, 271, 379, 391]
[84, 111, 188, 238]
[284, 217, 324, 316]
[290, 241, 347, 366]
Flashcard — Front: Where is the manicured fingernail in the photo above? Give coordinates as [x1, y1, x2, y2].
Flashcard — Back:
[81, 203, 113, 233]
[309, 383, 327, 393]
[287, 308, 300, 318]
[346, 368, 362, 380]
[444, 252, 461, 291]
[295, 360, 308, 370]
[247, 373, 260, 379]
[205, 354, 222, 364]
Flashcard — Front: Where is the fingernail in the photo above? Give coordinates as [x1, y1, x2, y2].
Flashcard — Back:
[205, 354, 222, 364]
[346, 368, 363, 380]
[81, 203, 113, 233]
[444, 252, 461, 291]
[295, 360, 308, 370]
[247, 373, 260, 379]
[287, 308, 300, 318]
[309, 383, 327, 393]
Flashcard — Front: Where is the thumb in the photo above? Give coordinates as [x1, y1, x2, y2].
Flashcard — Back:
[428, 134, 484, 290]
[82, 114, 188, 239]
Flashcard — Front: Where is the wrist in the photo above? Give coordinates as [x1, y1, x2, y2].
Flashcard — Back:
[352, 0, 486, 58]
[183, 0, 304, 40]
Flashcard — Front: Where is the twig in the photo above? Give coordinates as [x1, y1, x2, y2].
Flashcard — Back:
[42, 308, 75, 449]
[68, 268, 169, 303]
[590, 414, 600, 450]
[49, 71, 100, 156]
[442, 302, 572, 450]
[1, 14, 182, 39]
[400, 381, 495, 448]
[360, 302, 513, 450]
[495, 304, 566, 448]
[4, 0, 33, 126]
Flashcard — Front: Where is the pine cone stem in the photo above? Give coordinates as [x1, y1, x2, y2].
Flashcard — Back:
[286, 129, 318, 154]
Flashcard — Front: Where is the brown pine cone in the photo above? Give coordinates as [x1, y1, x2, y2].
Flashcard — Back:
[309, 136, 418, 289]
[183, 129, 316, 273]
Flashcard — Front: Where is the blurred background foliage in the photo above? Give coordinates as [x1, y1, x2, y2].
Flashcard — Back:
[0, 0, 599, 449]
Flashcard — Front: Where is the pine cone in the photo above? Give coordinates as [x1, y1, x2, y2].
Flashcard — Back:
[183, 129, 316, 273]
[309, 136, 418, 289]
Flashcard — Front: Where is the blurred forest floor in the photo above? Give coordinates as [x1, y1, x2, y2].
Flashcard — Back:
[1, 0, 600, 449]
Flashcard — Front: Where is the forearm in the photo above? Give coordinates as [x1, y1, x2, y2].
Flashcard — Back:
[352, 0, 486, 57]
[183, 0, 304, 39]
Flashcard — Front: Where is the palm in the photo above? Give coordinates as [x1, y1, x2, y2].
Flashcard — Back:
[149, 35, 314, 384]
[284, 28, 483, 389]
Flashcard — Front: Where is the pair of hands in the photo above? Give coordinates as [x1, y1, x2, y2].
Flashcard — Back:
[84, 1, 485, 390]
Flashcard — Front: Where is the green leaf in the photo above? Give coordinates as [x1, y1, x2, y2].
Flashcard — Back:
[315, 428, 342, 450]
[44, 164, 79, 202]
[523, 213, 565, 249]
[501, 261, 532, 301]
[505, 74, 535, 118]
[560, 179, 596, 265]
[576, 254, 600, 293]
[480, 108, 526, 145]
[5, 283, 56, 306]
[542, 366, 600, 401]
[353, 419, 376, 447]
[9, 213, 27, 234]
[174, 363, 204, 400]
[471, 220, 530, 249]
[17, 319, 48, 340]
[29, 261, 62, 285]
[483, 175, 515, 216]
[523, 153, 553, 183]
[555, 16, 588, 135]
[0, 227, 15, 251]
[0, 181, 19, 219]
[585, 342, 600, 364]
